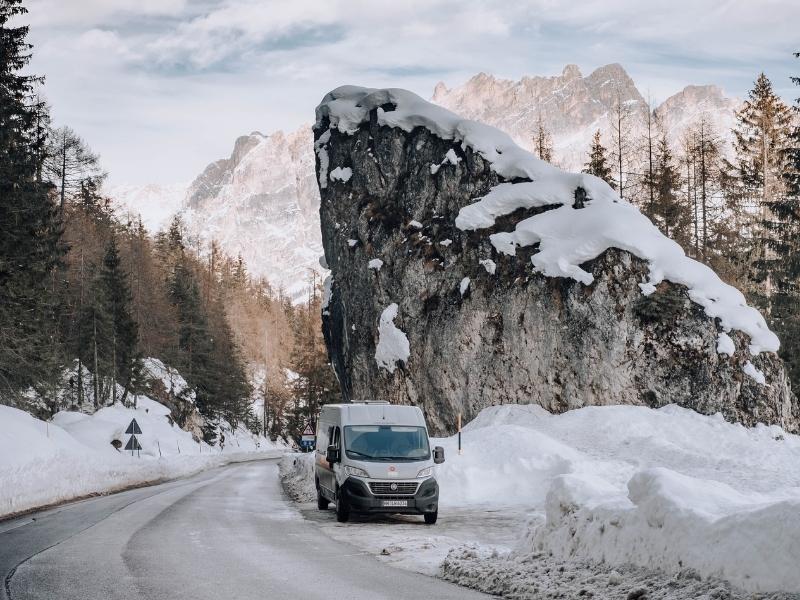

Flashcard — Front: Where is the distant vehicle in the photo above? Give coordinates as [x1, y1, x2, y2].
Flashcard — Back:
[315, 402, 445, 524]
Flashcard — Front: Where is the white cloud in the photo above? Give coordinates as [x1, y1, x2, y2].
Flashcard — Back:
[21, 0, 799, 184]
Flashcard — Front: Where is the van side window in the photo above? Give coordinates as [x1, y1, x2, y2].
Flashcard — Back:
[331, 426, 341, 450]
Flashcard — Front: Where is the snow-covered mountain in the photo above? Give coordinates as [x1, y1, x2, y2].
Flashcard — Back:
[181, 129, 323, 299]
[108, 64, 738, 296]
[106, 182, 188, 233]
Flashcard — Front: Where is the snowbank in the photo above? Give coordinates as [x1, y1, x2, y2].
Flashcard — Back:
[432, 404, 800, 593]
[0, 403, 284, 519]
[279, 452, 316, 502]
[315, 86, 777, 356]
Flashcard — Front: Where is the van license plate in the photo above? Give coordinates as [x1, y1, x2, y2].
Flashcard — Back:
[382, 500, 408, 507]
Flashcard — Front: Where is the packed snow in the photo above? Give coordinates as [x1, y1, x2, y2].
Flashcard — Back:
[439, 239, 452, 247]
[329, 166, 352, 183]
[459, 277, 470, 296]
[0, 399, 284, 518]
[281, 403, 800, 595]
[142, 357, 193, 401]
[374, 303, 410, 373]
[408, 220, 423, 229]
[717, 332, 736, 356]
[430, 148, 462, 174]
[314, 129, 331, 189]
[479, 259, 496, 275]
[433, 404, 800, 594]
[742, 361, 767, 385]
[368, 258, 384, 270]
[315, 86, 778, 357]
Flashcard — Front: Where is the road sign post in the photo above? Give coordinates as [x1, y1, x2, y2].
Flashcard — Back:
[300, 421, 316, 453]
[125, 418, 143, 458]
[457, 413, 462, 455]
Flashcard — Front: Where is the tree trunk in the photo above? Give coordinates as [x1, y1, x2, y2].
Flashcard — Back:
[93, 314, 100, 409]
[60, 139, 66, 217]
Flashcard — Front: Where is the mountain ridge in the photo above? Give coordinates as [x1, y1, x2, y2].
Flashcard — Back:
[108, 64, 740, 295]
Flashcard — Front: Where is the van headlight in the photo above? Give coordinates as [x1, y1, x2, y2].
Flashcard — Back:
[416, 466, 433, 478]
[344, 465, 369, 478]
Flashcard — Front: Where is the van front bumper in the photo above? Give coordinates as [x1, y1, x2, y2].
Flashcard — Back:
[340, 477, 438, 515]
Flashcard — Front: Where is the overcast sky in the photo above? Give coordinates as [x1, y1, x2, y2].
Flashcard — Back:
[22, 0, 799, 186]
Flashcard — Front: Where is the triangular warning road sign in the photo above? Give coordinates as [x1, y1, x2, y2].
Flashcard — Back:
[302, 423, 315, 436]
[124, 435, 142, 451]
[125, 418, 142, 435]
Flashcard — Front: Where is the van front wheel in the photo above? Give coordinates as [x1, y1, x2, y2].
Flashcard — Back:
[336, 488, 350, 522]
[424, 511, 438, 525]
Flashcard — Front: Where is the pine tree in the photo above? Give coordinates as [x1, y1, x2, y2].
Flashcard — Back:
[652, 132, 685, 240]
[583, 130, 617, 189]
[0, 0, 65, 400]
[169, 260, 213, 417]
[770, 53, 800, 390]
[725, 73, 794, 310]
[533, 113, 553, 163]
[638, 101, 659, 219]
[97, 236, 140, 405]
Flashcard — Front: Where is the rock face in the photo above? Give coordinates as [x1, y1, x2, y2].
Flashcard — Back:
[315, 88, 797, 436]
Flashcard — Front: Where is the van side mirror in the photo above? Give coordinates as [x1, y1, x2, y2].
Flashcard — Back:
[433, 446, 445, 464]
[326, 445, 340, 464]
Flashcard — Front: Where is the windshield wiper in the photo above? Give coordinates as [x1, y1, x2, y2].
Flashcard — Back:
[345, 449, 374, 459]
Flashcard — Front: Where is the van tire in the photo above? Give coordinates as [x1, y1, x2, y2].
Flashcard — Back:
[424, 511, 438, 525]
[335, 488, 350, 522]
[317, 487, 329, 510]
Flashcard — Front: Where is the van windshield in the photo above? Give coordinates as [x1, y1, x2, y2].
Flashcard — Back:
[343, 425, 430, 462]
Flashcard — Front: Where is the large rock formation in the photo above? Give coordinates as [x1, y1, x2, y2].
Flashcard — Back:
[315, 86, 797, 436]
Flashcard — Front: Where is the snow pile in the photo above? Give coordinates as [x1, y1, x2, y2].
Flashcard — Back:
[430, 148, 461, 174]
[368, 258, 384, 270]
[433, 404, 800, 593]
[742, 361, 766, 385]
[329, 166, 352, 183]
[459, 277, 470, 296]
[479, 259, 496, 275]
[142, 357, 193, 401]
[0, 402, 284, 518]
[315, 86, 777, 356]
[374, 303, 410, 373]
[279, 452, 316, 502]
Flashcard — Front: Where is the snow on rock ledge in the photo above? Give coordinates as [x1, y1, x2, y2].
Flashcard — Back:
[375, 303, 410, 373]
[315, 85, 797, 434]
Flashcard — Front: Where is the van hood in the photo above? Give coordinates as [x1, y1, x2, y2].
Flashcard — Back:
[349, 458, 432, 480]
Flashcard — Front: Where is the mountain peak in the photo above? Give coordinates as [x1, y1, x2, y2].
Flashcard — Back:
[562, 64, 582, 79]
[432, 81, 449, 101]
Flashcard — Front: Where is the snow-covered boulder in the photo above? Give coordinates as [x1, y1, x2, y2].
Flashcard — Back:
[314, 86, 797, 435]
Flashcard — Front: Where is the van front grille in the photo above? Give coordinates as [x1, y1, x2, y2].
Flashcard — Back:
[369, 481, 418, 496]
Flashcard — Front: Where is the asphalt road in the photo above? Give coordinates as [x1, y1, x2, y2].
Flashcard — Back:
[0, 459, 488, 600]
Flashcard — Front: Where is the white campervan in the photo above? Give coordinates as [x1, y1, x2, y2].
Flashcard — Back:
[314, 402, 445, 524]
